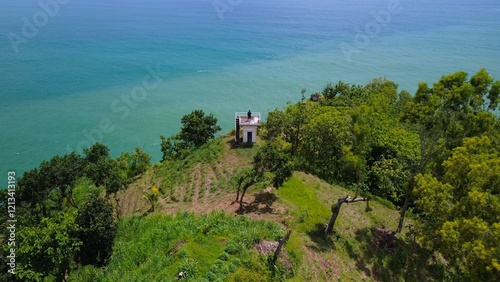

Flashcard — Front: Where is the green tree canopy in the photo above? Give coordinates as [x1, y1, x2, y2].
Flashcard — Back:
[395, 69, 499, 233]
[414, 135, 500, 279]
[18, 152, 85, 217]
[75, 194, 117, 267]
[16, 211, 81, 282]
[253, 139, 293, 188]
[179, 109, 221, 148]
[84, 143, 125, 196]
[161, 110, 221, 160]
[298, 106, 354, 183]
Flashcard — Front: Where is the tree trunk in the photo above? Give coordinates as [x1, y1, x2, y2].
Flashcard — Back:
[115, 195, 122, 219]
[396, 175, 416, 234]
[365, 198, 372, 212]
[273, 230, 292, 266]
[239, 186, 249, 208]
[396, 194, 409, 234]
[325, 197, 347, 236]
[325, 195, 368, 236]
[235, 187, 240, 204]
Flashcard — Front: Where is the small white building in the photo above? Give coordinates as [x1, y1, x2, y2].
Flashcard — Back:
[235, 111, 261, 143]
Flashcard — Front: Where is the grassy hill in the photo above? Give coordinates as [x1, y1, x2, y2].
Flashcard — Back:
[70, 135, 447, 281]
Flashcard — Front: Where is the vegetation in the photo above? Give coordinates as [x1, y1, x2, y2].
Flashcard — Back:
[74, 193, 117, 267]
[1, 69, 498, 281]
[161, 110, 221, 161]
[15, 211, 81, 281]
[143, 185, 160, 212]
[71, 212, 284, 282]
[414, 134, 500, 279]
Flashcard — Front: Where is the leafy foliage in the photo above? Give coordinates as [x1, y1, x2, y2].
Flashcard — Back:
[414, 135, 500, 279]
[253, 139, 293, 188]
[161, 110, 221, 161]
[84, 143, 125, 196]
[397, 69, 499, 232]
[321, 81, 367, 106]
[298, 106, 354, 183]
[116, 147, 151, 179]
[179, 109, 221, 148]
[17, 152, 85, 217]
[74, 193, 117, 266]
[15, 212, 81, 281]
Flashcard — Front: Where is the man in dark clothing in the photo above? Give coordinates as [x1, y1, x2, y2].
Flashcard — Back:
[247, 110, 252, 121]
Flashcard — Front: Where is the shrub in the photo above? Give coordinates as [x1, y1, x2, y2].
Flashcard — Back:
[225, 240, 244, 254]
[74, 194, 116, 266]
[178, 258, 198, 280]
[218, 252, 230, 261]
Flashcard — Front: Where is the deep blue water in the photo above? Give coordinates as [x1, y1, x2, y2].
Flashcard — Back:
[1, 0, 499, 176]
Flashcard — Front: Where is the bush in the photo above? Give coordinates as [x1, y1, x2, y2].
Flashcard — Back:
[218, 252, 230, 261]
[178, 258, 198, 280]
[74, 194, 117, 266]
[225, 240, 245, 254]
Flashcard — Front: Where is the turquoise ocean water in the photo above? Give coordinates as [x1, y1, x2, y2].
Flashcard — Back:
[1, 0, 499, 176]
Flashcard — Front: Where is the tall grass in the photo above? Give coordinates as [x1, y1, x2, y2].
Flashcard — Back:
[70, 211, 284, 281]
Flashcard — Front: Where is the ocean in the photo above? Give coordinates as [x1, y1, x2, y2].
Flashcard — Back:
[1, 0, 499, 176]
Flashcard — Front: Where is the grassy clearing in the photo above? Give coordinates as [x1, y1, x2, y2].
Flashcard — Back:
[70, 211, 285, 282]
[275, 172, 446, 281]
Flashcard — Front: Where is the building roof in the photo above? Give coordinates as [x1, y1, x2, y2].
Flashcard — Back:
[235, 112, 261, 126]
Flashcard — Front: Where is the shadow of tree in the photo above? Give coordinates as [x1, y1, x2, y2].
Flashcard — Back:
[305, 223, 337, 252]
[236, 191, 277, 215]
[347, 227, 447, 282]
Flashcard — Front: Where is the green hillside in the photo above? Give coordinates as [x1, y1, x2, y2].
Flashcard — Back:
[2, 69, 499, 281]
[72, 137, 445, 281]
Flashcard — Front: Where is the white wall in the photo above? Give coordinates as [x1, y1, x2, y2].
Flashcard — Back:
[242, 127, 257, 143]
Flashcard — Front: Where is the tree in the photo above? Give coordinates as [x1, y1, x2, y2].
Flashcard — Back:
[129, 147, 151, 176]
[363, 119, 419, 206]
[264, 108, 286, 140]
[232, 168, 260, 208]
[17, 152, 85, 217]
[16, 212, 81, 282]
[396, 69, 498, 233]
[264, 101, 308, 154]
[84, 143, 124, 197]
[103, 162, 124, 197]
[83, 142, 109, 163]
[116, 147, 151, 179]
[320, 81, 367, 107]
[298, 107, 354, 183]
[414, 135, 500, 279]
[253, 139, 293, 188]
[17, 168, 48, 218]
[325, 195, 369, 236]
[84, 143, 112, 187]
[160, 134, 185, 161]
[487, 80, 500, 111]
[74, 194, 117, 267]
[160, 110, 221, 161]
[179, 110, 221, 148]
